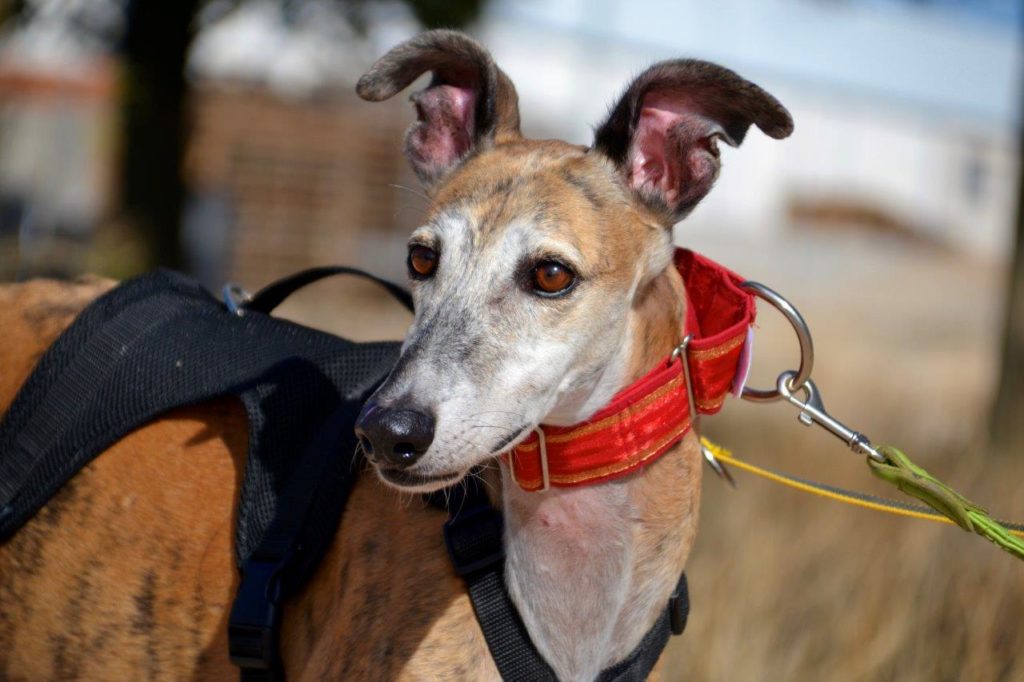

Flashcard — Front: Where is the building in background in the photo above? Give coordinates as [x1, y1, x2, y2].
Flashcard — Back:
[183, 0, 422, 286]
[0, 0, 1019, 282]
[0, 1, 118, 278]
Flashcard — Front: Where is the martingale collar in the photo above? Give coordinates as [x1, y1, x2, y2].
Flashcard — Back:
[506, 248, 756, 492]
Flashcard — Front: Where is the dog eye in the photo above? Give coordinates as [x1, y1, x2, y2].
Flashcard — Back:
[532, 260, 576, 295]
[408, 245, 438, 279]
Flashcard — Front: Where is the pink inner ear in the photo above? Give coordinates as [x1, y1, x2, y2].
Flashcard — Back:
[627, 92, 720, 213]
[630, 104, 682, 206]
[408, 84, 477, 180]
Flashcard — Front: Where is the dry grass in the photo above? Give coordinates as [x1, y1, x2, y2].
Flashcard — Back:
[663, 415, 1024, 682]
[277, 230, 1023, 682]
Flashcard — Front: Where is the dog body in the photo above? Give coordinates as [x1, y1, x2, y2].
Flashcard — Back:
[0, 31, 790, 681]
[0, 281, 497, 679]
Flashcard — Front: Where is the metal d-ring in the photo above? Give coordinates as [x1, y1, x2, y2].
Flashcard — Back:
[222, 283, 253, 317]
[739, 281, 814, 403]
[734, 284, 885, 463]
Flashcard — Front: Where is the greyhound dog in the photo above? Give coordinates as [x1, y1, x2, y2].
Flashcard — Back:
[0, 31, 791, 681]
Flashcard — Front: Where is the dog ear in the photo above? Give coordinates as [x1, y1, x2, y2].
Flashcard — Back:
[593, 60, 793, 222]
[357, 30, 521, 188]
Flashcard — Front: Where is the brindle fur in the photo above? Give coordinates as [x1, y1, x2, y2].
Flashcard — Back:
[0, 277, 502, 679]
[0, 30, 790, 681]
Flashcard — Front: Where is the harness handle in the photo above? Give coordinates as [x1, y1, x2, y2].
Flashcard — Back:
[231, 266, 414, 315]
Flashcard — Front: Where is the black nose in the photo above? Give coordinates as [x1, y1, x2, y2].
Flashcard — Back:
[354, 402, 435, 468]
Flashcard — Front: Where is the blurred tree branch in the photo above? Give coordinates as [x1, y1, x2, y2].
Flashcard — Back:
[990, 81, 1024, 455]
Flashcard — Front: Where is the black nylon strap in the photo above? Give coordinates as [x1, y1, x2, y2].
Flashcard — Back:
[441, 478, 688, 681]
[243, 265, 414, 315]
[595, 573, 688, 682]
[229, 399, 369, 679]
[0, 269, 403, 549]
[443, 478, 558, 681]
[0, 289, 193, 508]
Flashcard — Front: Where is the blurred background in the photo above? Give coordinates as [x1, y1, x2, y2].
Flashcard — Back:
[0, 0, 1021, 679]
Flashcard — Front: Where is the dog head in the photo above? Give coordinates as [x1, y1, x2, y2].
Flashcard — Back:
[354, 30, 792, 492]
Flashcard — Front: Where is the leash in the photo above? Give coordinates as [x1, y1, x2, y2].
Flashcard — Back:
[702, 439, 1024, 539]
[706, 280, 1024, 562]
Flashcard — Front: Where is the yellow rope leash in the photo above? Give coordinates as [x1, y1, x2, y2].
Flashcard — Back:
[700, 438, 1024, 540]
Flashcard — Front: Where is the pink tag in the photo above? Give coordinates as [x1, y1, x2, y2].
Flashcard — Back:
[731, 327, 754, 397]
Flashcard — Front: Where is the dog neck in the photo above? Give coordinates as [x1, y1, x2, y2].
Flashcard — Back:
[500, 265, 701, 681]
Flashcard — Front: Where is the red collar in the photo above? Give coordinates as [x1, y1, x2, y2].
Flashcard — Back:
[505, 248, 756, 492]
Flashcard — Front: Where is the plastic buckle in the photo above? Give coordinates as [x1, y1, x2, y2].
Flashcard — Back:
[443, 503, 505, 577]
[228, 559, 284, 670]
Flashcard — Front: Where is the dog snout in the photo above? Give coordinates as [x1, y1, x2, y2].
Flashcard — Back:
[355, 402, 436, 468]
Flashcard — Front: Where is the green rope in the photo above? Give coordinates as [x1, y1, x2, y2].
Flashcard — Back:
[868, 446, 1024, 561]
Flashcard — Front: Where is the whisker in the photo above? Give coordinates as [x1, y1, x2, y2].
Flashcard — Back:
[467, 424, 516, 432]
[469, 469, 499, 498]
[466, 410, 527, 420]
[388, 183, 430, 203]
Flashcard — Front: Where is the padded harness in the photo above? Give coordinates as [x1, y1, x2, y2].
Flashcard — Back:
[0, 267, 687, 681]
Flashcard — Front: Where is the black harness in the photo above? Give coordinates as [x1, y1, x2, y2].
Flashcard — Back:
[0, 267, 688, 681]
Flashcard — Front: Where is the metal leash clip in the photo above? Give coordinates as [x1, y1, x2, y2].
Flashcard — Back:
[739, 281, 885, 463]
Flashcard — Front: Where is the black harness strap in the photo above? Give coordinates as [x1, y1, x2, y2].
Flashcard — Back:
[0, 268, 407, 546]
[441, 477, 690, 682]
[243, 265, 414, 315]
[443, 481, 556, 681]
[227, 272, 414, 681]
[229, 401, 370, 679]
[0, 285, 199, 517]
